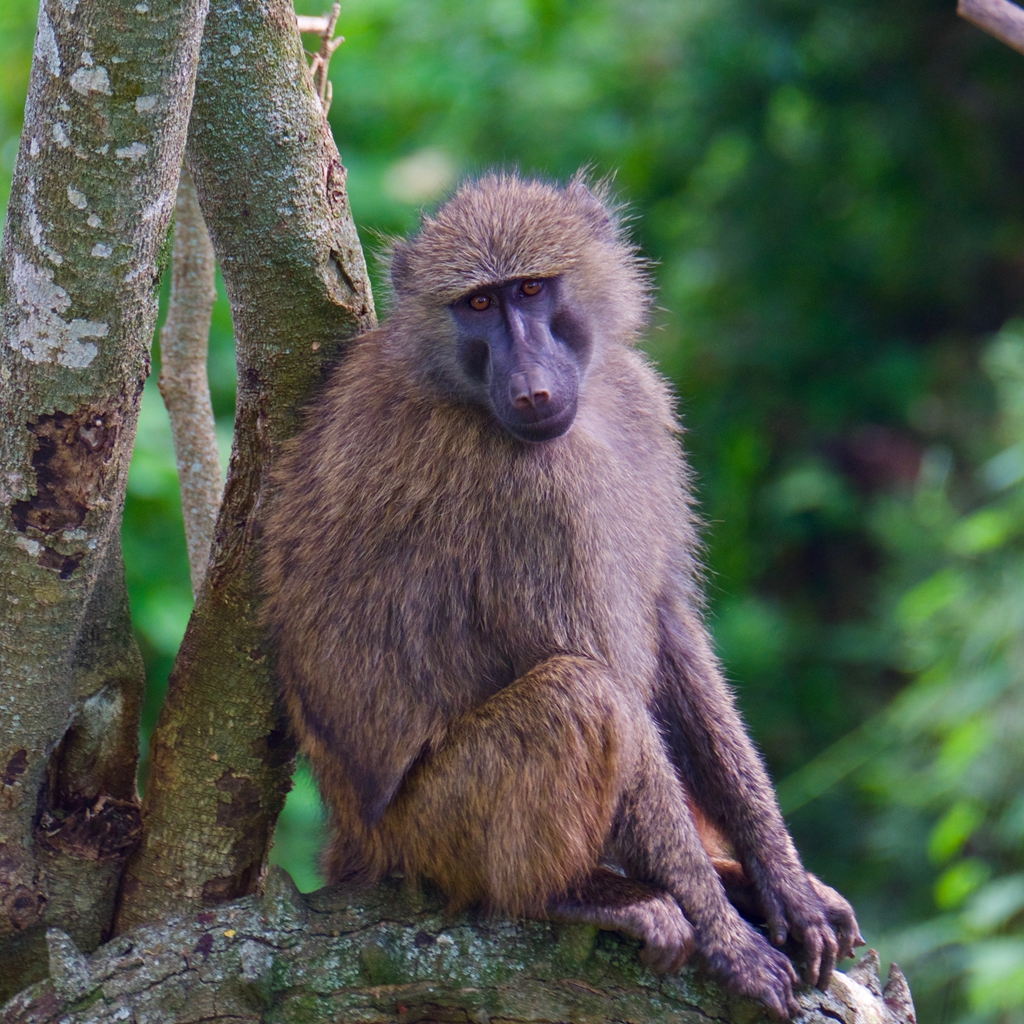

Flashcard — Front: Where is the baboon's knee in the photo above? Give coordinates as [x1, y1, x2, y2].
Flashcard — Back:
[393, 656, 631, 914]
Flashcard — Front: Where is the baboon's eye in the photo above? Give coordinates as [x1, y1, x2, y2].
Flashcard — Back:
[469, 295, 491, 311]
[521, 280, 542, 296]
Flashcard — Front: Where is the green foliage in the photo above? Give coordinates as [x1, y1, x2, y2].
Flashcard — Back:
[0, 0, 36, 217]
[268, 760, 326, 893]
[860, 324, 1024, 1023]
[3, 1, 1024, 1021]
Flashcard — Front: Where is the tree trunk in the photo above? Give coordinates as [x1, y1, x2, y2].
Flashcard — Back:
[3, 871, 917, 1024]
[115, 0, 375, 933]
[0, 0, 207, 997]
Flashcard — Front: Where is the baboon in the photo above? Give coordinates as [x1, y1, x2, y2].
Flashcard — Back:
[262, 172, 862, 1018]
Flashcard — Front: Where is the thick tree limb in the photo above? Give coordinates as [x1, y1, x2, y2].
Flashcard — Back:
[3, 872, 916, 1024]
[157, 167, 221, 596]
[958, 0, 1024, 55]
[115, 0, 375, 932]
[0, 0, 207, 996]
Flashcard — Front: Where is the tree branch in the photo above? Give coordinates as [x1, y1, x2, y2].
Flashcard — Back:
[297, 4, 344, 114]
[0, 0, 207, 995]
[115, 0, 375, 933]
[5, 872, 917, 1024]
[958, 0, 1024, 55]
[157, 166, 222, 596]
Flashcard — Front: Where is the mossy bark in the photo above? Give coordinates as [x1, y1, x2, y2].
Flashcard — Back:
[115, 0, 375, 933]
[3, 871, 917, 1024]
[0, 0, 207, 997]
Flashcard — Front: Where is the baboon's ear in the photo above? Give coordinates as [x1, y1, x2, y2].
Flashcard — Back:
[389, 240, 413, 295]
[567, 171, 618, 242]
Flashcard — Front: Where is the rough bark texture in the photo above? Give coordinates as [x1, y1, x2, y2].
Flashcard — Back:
[958, 0, 1024, 55]
[3, 871, 916, 1024]
[0, 0, 207, 997]
[157, 166, 221, 596]
[115, 0, 375, 932]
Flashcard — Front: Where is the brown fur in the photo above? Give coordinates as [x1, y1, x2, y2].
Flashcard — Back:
[262, 173, 861, 1019]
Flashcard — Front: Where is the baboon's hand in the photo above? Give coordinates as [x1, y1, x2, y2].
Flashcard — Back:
[752, 866, 845, 990]
[807, 873, 865, 962]
[701, 920, 801, 1021]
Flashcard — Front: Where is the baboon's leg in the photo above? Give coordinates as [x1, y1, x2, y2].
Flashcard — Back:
[376, 655, 696, 971]
[547, 867, 695, 974]
[612, 717, 801, 1020]
[377, 655, 629, 918]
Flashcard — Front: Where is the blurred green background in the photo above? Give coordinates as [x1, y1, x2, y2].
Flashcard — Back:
[3, 0, 1024, 1020]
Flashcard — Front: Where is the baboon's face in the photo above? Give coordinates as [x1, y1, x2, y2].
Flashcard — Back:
[450, 276, 593, 443]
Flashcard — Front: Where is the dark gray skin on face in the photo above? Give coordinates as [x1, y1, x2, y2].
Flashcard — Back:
[451, 276, 591, 443]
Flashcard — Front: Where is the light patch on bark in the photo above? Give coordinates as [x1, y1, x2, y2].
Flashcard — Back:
[114, 142, 148, 161]
[69, 66, 111, 96]
[10, 252, 108, 367]
[3, 472, 24, 500]
[52, 122, 70, 147]
[135, 95, 158, 112]
[73, 686, 128, 775]
[90, 243, 112, 258]
[35, 8, 62, 77]
[24, 181, 63, 265]
[141, 188, 174, 221]
[25, 190, 44, 247]
[16, 536, 43, 557]
[67, 186, 87, 208]
[831, 973, 891, 1024]
[87, 214, 101, 227]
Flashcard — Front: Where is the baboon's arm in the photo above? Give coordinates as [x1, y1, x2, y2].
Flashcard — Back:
[611, 712, 802, 1019]
[280, 635, 446, 827]
[652, 588, 858, 986]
